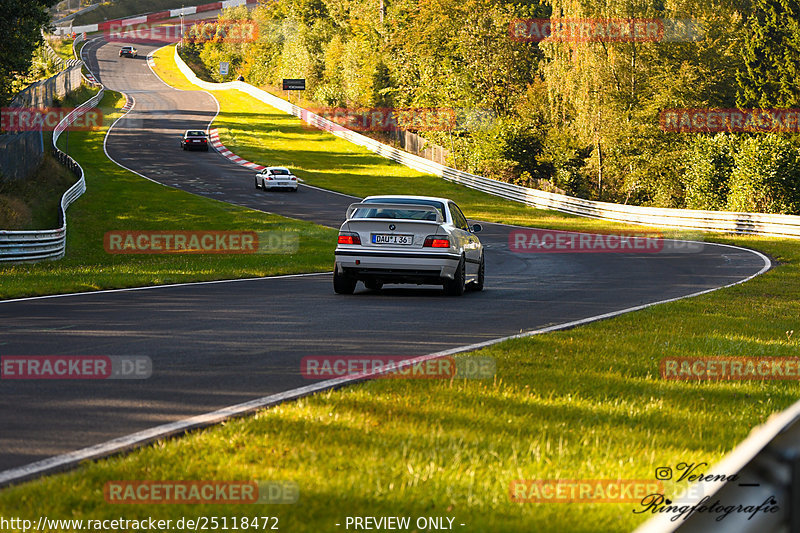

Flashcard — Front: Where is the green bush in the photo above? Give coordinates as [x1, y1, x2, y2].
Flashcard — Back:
[469, 118, 552, 184]
[540, 128, 591, 198]
[727, 135, 800, 214]
[683, 134, 736, 210]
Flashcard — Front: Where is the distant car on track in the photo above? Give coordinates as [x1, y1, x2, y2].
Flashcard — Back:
[180, 130, 209, 151]
[333, 195, 484, 295]
[255, 167, 298, 192]
[119, 46, 137, 58]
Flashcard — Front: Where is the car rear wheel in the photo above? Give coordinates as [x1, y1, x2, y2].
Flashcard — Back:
[443, 256, 466, 296]
[364, 280, 383, 291]
[255, 177, 260, 189]
[333, 268, 357, 294]
[468, 254, 484, 291]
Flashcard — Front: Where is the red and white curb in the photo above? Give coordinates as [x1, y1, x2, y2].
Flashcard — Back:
[121, 95, 134, 113]
[83, 70, 99, 85]
[62, 0, 260, 34]
[208, 129, 265, 171]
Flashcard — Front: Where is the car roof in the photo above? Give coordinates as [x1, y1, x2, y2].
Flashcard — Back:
[184, 130, 207, 135]
[363, 194, 453, 205]
[265, 167, 291, 172]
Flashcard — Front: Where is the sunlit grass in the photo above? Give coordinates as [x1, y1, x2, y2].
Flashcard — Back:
[0, 90, 336, 299]
[152, 45, 724, 237]
[0, 43, 796, 533]
[1, 249, 798, 532]
[48, 38, 75, 61]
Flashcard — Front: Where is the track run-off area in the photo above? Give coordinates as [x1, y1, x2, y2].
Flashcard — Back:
[0, 39, 769, 486]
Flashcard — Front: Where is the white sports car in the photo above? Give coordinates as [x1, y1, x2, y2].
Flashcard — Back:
[255, 167, 298, 191]
[333, 195, 484, 295]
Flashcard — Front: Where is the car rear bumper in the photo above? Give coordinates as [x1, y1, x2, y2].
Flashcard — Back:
[334, 249, 461, 283]
[263, 180, 298, 190]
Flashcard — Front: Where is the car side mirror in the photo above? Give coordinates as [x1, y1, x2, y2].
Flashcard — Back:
[471, 224, 482, 233]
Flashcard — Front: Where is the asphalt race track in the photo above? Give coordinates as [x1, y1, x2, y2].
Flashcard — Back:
[0, 40, 768, 473]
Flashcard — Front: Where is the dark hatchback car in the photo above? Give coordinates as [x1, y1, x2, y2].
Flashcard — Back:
[180, 130, 209, 151]
[119, 46, 137, 58]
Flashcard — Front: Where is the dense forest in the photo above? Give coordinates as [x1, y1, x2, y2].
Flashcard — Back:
[181, 0, 800, 214]
[1, 0, 59, 109]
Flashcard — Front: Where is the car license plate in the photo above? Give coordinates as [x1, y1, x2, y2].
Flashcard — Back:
[372, 234, 413, 245]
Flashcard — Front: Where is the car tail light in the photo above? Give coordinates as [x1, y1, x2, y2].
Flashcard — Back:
[290, 177, 297, 181]
[423, 235, 450, 248]
[338, 232, 361, 245]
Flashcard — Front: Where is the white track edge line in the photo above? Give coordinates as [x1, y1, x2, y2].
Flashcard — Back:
[0, 272, 330, 305]
[0, 39, 775, 487]
[0, 247, 771, 487]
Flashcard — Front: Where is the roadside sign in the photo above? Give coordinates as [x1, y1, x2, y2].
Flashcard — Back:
[283, 79, 306, 91]
[220, 62, 229, 76]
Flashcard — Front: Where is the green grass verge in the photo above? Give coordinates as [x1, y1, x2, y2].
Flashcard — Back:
[0, 240, 795, 532]
[0, 150, 77, 230]
[48, 38, 75, 61]
[0, 88, 337, 300]
[76, 39, 86, 58]
[160, 46, 694, 236]
[0, 85, 96, 230]
[1, 44, 797, 533]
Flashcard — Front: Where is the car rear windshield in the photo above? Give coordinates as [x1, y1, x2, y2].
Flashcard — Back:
[355, 198, 445, 221]
[186, 131, 206, 137]
[270, 169, 290, 175]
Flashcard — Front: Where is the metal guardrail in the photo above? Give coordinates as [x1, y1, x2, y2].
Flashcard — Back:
[73, 34, 101, 87]
[0, 89, 104, 262]
[172, 47, 800, 239]
[41, 37, 81, 71]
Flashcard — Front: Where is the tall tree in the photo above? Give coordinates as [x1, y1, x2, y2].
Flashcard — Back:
[0, 0, 58, 107]
[737, 0, 800, 108]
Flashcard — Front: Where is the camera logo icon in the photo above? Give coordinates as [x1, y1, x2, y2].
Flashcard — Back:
[655, 467, 673, 480]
